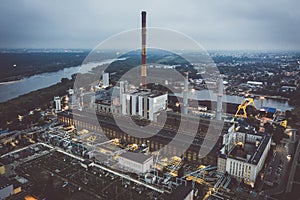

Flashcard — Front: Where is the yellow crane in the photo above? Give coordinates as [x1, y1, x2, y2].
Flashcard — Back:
[280, 120, 287, 128]
[235, 98, 256, 118]
[274, 120, 287, 129]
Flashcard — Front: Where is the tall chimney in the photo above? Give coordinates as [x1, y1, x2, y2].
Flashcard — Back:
[141, 11, 147, 89]
[183, 71, 189, 115]
[216, 76, 223, 120]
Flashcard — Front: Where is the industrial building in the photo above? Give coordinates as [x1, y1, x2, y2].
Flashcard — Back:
[54, 96, 61, 111]
[118, 151, 153, 174]
[95, 99, 121, 115]
[217, 123, 271, 186]
[66, 88, 77, 110]
[280, 85, 297, 92]
[102, 72, 110, 87]
[86, 79, 168, 119]
[246, 81, 263, 88]
[120, 88, 168, 121]
[94, 86, 122, 115]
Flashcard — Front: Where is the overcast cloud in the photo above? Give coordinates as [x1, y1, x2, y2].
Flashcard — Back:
[0, 0, 299, 50]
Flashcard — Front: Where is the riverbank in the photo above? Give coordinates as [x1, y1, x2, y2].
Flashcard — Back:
[0, 60, 117, 103]
[0, 77, 74, 129]
[0, 51, 91, 83]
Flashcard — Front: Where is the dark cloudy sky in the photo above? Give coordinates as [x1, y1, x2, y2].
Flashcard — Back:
[0, 0, 299, 50]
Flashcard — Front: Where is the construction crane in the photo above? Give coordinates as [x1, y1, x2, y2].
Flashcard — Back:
[235, 98, 256, 118]
[273, 119, 287, 129]
[280, 120, 287, 128]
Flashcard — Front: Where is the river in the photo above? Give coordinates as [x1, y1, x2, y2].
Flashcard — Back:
[0, 59, 116, 103]
[175, 90, 293, 111]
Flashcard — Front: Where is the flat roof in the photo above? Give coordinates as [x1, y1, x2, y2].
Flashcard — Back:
[238, 126, 257, 135]
[228, 135, 271, 165]
[247, 81, 263, 85]
[251, 135, 271, 164]
[129, 89, 151, 96]
[230, 143, 256, 161]
[0, 176, 12, 189]
[95, 99, 111, 105]
[119, 152, 152, 164]
[127, 89, 165, 98]
[260, 107, 276, 113]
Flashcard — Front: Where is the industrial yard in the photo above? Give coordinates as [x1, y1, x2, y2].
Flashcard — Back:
[0, 120, 236, 200]
[0, 138, 214, 200]
[7, 150, 162, 200]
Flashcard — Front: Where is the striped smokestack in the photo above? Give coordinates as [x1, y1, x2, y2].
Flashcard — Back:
[141, 11, 147, 88]
[216, 76, 223, 120]
[183, 71, 189, 114]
